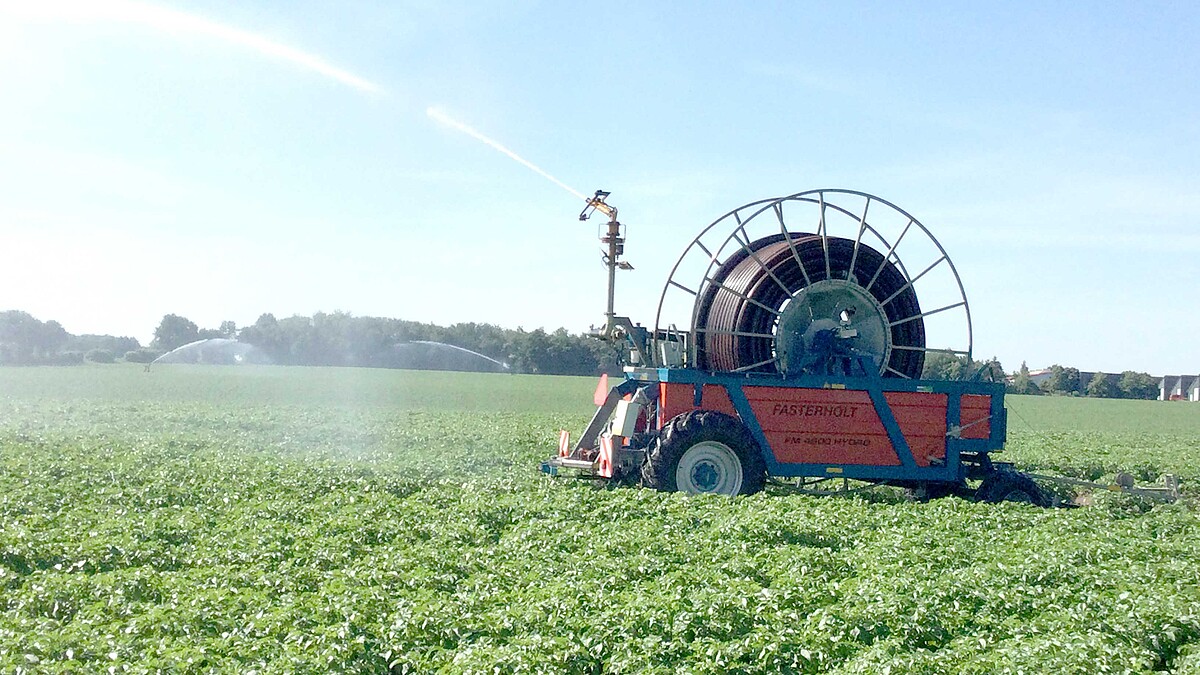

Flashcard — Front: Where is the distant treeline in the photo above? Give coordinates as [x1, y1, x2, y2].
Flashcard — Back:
[0, 310, 141, 365]
[0, 310, 1164, 393]
[0, 310, 623, 376]
[921, 352, 1160, 400]
[229, 312, 623, 375]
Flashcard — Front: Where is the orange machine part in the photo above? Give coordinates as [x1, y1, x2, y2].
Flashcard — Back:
[883, 392, 948, 467]
[745, 388, 901, 465]
[959, 394, 992, 439]
[593, 374, 609, 406]
[658, 383, 739, 425]
[660, 383, 963, 467]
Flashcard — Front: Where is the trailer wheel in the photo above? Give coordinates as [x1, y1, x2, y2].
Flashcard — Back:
[641, 411, 766, 496]
[977, 471, 1053, 507]
[907, 481, 965, 502]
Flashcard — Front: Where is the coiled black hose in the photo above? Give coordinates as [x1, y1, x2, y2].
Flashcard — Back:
[695, 233, 925, 377]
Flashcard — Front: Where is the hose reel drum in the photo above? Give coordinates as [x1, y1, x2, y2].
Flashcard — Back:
[653, 189, 973, 378]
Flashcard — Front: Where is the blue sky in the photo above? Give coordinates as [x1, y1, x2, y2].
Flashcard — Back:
[2, 0, 1197, 375]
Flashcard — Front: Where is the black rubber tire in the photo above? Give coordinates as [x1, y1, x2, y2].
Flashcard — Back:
[977, 471, 1053, 507]
[641, 411, 766, 496]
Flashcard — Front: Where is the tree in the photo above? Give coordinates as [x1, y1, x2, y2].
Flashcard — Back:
[85, 348, 116, 364]
[508, 328, 553, 374]
[38, 320, 69, 356]
[1086, 372, 1117, 398]
[69, 334, 141, 354]
[214, 310, 619, 374]
[1062, 367, 1081, 394]
[922, 353, 1002, 382]
[586, 336, 625, 374]
[975, 357, 1006, 383]
[239, 314, 286, 362]
[546, 328, 596, 375]
[1041, 365, 1080, 395]
[1118, 371, 1159, 400]
[152, 314, 199, 351]
[1009, 361, 1040, 395]
[922, 352, 969, 380]
[218, 321, 238, 338]
[0, 310, 68, 364]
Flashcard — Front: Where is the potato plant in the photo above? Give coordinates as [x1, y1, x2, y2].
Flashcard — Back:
[1, 366, 1198, 673]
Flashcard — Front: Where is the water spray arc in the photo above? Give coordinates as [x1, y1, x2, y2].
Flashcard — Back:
[426, 106, 637, 348]
[425, 107, 587, 202]
[410, 341, 509, 370]
[7, 0, 383, 94]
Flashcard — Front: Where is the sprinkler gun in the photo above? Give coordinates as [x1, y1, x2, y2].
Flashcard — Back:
[579, 190, 648, 363]
[579, 189, 617, 222]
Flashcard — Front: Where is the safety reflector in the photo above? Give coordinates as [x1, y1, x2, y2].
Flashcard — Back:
[598, 434, 615, 478]
[558, 430, 571, 457]
[593, 373, 609, 406]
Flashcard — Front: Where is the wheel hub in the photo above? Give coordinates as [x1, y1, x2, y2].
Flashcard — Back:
[675, 441, 744, 495]
[691, 462, 720, 491]
[775, 279, 891, 376]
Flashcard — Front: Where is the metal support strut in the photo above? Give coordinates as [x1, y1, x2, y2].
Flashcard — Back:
[580, 190, 648, 365]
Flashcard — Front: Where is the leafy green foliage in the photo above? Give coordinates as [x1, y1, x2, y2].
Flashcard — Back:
[1120, 371, 1161, 400]
[1086, 372, 1118, 399]
[0, 310, 69, 365]
[1, 367, 1198, 673]
[1041, 365, 1081, 395]
[922, 354, 1004, 383]
[237, 312, 623, 375]
[152, 314, 201, 351]
[83, 348, 116, 364]
[1009, 361, 1040, 396]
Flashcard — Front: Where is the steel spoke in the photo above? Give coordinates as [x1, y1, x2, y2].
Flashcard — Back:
[864, 217, 914, 293]
[888, 301, 966, 327]
[703, 277, 783, 316]
[669, 279, 698, 296]
[847, 196, 870, 281]
[880, 255, 947, 307]
[776, 201, 814, 289]
[818, 191, 831, 280]
[730, 230, 792, 297]
[884, 365, 912, 379]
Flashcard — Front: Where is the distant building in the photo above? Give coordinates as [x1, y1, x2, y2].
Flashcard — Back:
[1078, 371, 1122, 393]
[1023, 368, 1120, 395]
[1027, 368, 1054, 387]
[1159, 375, 1200, 401]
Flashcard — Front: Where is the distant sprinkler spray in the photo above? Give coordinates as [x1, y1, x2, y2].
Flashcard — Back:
[426, 106, 588, 202]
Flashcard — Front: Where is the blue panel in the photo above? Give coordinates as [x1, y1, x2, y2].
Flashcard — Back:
[723, 384, 782, 474]
[865, 387, 916, 469]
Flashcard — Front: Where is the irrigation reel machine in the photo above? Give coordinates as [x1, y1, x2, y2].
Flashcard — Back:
[539, 189, 1169, 504]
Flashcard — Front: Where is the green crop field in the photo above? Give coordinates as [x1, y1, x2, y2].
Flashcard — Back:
[1, 365, 1198, 673]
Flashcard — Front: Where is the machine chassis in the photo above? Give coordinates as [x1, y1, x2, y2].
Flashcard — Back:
[543, 367, 1007, 496]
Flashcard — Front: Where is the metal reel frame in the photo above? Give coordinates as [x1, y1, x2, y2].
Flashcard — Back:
[653, 189, 973, 377]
